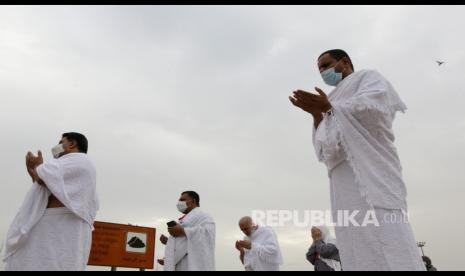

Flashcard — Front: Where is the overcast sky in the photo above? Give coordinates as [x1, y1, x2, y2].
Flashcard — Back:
[1, 5, 464, 271]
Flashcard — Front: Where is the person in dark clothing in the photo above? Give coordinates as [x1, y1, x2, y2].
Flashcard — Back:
[306, 226, 342, 271]
[422, 256, 437, 271]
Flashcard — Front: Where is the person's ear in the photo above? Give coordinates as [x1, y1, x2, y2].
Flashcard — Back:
[68, 140, 77, 150]
[342, 57, 351, 70]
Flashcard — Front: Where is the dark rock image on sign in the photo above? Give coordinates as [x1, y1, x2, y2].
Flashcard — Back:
[127, 236, 146, 248]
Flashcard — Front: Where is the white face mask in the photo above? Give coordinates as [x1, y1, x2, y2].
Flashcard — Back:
[176, 201, 188, 213]
[51, 144, 65, 159]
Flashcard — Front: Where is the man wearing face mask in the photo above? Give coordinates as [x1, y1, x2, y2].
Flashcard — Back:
[235, 216, 283, 271]
[158, 191, 216, 271]
[2, 132, 99, 271]
[289, 49, 424, 270]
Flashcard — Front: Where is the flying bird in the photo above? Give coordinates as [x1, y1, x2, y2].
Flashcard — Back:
[436, 61, 445, 66]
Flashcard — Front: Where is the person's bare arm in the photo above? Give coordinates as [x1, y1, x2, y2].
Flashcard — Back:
[235, 241, 245, 265]
[313, 112, 323, 129]
[29, 168, 46, 186]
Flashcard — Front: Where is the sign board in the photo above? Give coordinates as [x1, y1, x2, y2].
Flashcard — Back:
[88, 221, 156, 269]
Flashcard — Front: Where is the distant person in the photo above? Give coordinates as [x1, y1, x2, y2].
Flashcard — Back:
[2, 133, 99, 270]
[158, 191, 215, 271]
[289, 49, 425, 270]
[306, 225, 341, 271]
[422, 256, 437, 271]
[235, 216, 283, 271]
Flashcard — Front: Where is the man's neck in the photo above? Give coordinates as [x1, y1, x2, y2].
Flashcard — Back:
[342, 69, 354, 79]
[60, 150, 81, 158]
[184, 206, 198, 215]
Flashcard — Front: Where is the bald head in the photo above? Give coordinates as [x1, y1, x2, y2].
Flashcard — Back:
[239, 216, 257, 237]
[239, 216, 253, 226]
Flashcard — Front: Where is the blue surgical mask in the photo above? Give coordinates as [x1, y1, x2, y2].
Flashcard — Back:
[320, 62, 344, 86]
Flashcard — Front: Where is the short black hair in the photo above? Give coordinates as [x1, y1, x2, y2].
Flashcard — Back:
[182, 191, 200, 207]
[62, 132, 88, 153]
[318, 49, 354, 71]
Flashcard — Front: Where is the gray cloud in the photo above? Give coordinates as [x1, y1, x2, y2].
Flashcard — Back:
[1, 5, 464, 271]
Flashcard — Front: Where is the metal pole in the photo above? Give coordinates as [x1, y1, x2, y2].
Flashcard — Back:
[417, 241, 426, 257]
[111, 266, 117, 271]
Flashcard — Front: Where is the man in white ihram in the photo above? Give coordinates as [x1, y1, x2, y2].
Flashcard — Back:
[289, 49, 425, 270]
[235, 216, 283, 271]
[158, 191, 216, 271]
[2, 132, 99, 271]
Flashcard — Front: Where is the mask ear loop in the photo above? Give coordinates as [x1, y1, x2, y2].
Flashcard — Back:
[339, 58, 352, 77]
[341, 63, 348, 76]
[334, 59, 347, 75]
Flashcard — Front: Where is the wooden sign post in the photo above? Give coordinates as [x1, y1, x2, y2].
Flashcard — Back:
[88, 221, 156, 271]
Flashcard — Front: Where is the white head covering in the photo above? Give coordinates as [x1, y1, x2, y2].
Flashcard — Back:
[313, 225, 336, 245]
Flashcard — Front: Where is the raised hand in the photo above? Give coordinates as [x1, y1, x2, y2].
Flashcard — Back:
[237, 240, 252, 250]
[26, 151, 43, 170]
[160, 234, 168, 245]
[289, 87, 331, 116]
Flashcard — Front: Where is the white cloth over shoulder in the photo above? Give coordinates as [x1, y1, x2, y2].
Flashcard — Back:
[164, 207, 216, 271]
[2, 152, 99, 268]
[4, 207, 93, 271]
[243, 226, 283, 271]
[313, 69, 408, 210]
[164, 229, 188, 271]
